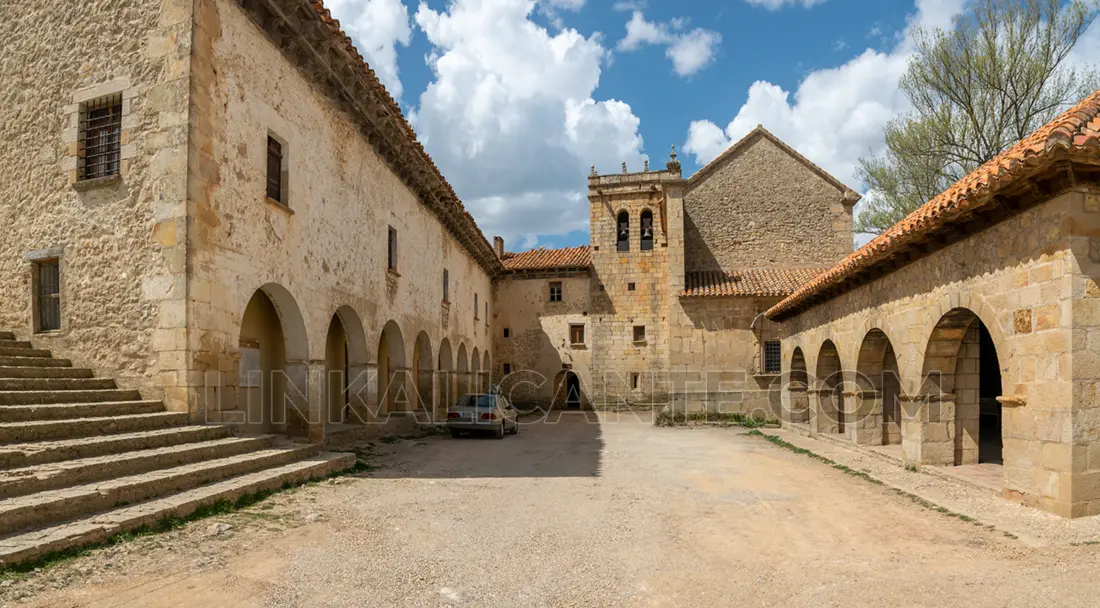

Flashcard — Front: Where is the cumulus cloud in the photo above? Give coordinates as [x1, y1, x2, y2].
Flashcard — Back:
[412, 0, 648, 247]
[325, 0, 414, 98]
[616, 12, 721, 77]
[744, 0, 828, 9]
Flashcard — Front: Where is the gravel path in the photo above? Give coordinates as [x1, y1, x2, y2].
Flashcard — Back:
[9, 413, 1100, 607]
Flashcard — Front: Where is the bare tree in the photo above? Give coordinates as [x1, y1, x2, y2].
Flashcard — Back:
[856, 0, 1099, 236]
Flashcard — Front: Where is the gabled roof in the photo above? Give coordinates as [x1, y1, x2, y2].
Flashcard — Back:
[502, 246, 592, 272]
[767, 89, 1100, 321]
[681, 268, 826, 298]
[687, 125, 861, 204]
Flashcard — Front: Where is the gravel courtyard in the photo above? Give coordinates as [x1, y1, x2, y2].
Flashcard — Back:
[9, 413, 1100, 607]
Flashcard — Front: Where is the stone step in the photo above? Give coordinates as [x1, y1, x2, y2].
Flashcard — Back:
[0, 366, 93, 379]
[0, 377, 114, 392]
[0, 341, 32, 350]
[0, 443, 326, 534]
[0, 452, 354, 567]
[0, 388, 141, 406]
[0, 400, 165, 423]
[0, 347, 50, 359]
[0, 412, 189, 443]
[0, 435, 279, 499]
[0, 356, 71, 369]
[0, 332, 14, 341]
[0, 425, 237, 469]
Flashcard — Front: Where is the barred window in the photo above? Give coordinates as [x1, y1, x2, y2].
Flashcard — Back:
[36, 260, 61, 332]
[78, 94, 122, 181]
[763, 340, 782, 374]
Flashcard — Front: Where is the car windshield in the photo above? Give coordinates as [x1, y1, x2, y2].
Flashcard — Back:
[456, 395, 497, 409]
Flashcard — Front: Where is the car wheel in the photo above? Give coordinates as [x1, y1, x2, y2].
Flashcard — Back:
[510, 420, 519, 435]
[495, 422, 505, 439]
[450, 429, 461, 439]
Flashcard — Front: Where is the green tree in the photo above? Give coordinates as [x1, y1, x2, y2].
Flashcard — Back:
[855, 0, 1099, 236]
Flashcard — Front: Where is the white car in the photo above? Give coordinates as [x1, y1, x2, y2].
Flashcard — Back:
[446, 393, 519, 439]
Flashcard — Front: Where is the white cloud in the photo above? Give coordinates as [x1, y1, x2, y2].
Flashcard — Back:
[612, 0, 645, 10]
[412, 0, 648, 248]
[543, 0, 584, 9]
[325, 0, 414, 98]
[744, 0, 828, 9]
[616, 12, 721, 77]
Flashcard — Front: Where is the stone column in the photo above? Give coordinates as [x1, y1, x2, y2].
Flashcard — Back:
[283, 360, 310, 440]
[849, 389, 883, 446]
[787, 381, 809, 424]
[902, 393, 956, 466]
[305, 360, 326, 443]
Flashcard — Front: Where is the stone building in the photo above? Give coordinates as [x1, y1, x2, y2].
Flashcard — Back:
[493, 129, 859, 412]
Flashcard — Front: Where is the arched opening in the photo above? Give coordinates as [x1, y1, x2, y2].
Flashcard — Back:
[471, 347, 481, 393]
[482, 351, 491, 390]
[616, 210, 630, 252]
[553, 369, 585, 410]
[377, 321, 408, 413]
[921, 308, 1003, 466]
[815, 340, 845, 435]
[640, 209, 654, 251]
[438, 338, 453, 410]
[413, 331, 434, 412]
[237, 284, 308, 436]
[788, 347, 809, 424]
[855, 329, 903, 446]
[456, 343, 469, 397]
[324, 306, 370, 426]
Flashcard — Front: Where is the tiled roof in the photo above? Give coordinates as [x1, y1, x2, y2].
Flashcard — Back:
[681, 268, 826, 298]
[307, 1, 503, 274]
[502, 246, 592, 272]
[767, 89, 1100, 320]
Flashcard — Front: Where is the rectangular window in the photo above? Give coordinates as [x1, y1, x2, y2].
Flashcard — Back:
[633, 325, 646, 343]
[503, 363, 512, 375]
[78, 94, 123, 181]
[628, 282, 636, 292]
[549, 281, 563, 303]
[388, 226, 398, 271]
[475, 294, 479, 319]
[569, 324, 585, 345]
[763, 340, 782, 374]
[485, 302, 489, 324]
[631, 373, 640, 390]
[266, 136, 284, 203]
[443, 269, 449, 301]
[36, 260, 61, 332]
[503, 327, 510, 338]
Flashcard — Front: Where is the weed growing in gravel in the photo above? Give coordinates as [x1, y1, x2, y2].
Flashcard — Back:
[655, 411, 778, 428]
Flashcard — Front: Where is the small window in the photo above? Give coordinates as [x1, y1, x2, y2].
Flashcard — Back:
[549, 281, 563, 303]
[485, 302, 489, 324]
[443, 269, 449, 302]
[36, 260, 61, 333]
[570, 324, 585, 345]
[631, 373, 640, 390]
[616, 211, 630, 253]
[763, 340, 782, 374]
[475, 293, 479, 319]
[640, 210, 654, 251]
[633, 325, 646, 343]
[387, 226, 398, 271]
[503, 327, 511, 338]
[266, 136, 284, 203]
[503, 363, 512, 375]
[628, 282, 636, 292]
[78, 94, 123, 181]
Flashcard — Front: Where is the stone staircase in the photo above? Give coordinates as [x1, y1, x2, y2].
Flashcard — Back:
[0, 330, 355, 567]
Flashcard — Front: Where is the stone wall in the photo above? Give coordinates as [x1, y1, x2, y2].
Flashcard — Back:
[777, 188, 1100, 517]
[0, 0, 194, 399]
[492, 273, 592, 408]
[683, 133, 855, 272]
[183, 0, 494, 435]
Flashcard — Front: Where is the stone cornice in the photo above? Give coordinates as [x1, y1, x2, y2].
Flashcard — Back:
[235, 0, 505, 275]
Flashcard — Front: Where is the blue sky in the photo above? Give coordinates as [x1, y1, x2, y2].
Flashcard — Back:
[323, 0, 1097, 251]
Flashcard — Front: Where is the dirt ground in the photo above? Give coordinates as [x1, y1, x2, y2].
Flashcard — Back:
[6, 412, 1100, 607]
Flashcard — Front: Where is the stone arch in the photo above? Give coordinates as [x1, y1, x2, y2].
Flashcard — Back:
[815, 339, 845, 436]
[438, 338, 454, 409]
[471, 347, 481, 393]
[324, 305, 370, 426]
[237, 283, 309, 436]
[919, 308, 1004, 466]
[413, 331, 434, 413]
[482, 350, 491, 390]
[640, 208, 655, 251]
[787, 347, 810, 424]
[915, 292, 1012, 394]
[456, 343, 469, 396]
[377, 321, 408, 413]
[552, 369, 587, 410]
[855, 329, 903, 446]
[616, 210, 630, 252]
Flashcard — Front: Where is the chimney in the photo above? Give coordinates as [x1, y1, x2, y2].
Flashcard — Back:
[493, 236, 505, 259]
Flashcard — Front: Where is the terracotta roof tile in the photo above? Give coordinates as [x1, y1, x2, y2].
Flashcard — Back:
[502, 246, 592, 272]
[767, 89, 1100, 320]
[681, 268, 825, 298]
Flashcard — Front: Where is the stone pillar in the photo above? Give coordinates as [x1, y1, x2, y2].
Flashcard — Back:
[810, 388, 840, 435]
[903, 393, 956, 466]
[849, 389, 883, 446]
[305, 360, 326, 443]
[346, 363, 371, 424]
[787, 381, 809, 424]
[283, 360, 311, 440]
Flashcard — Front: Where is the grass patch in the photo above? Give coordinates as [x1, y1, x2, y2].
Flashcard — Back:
[655, 411, 778, 428]
[749, 430, 1007, 533]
